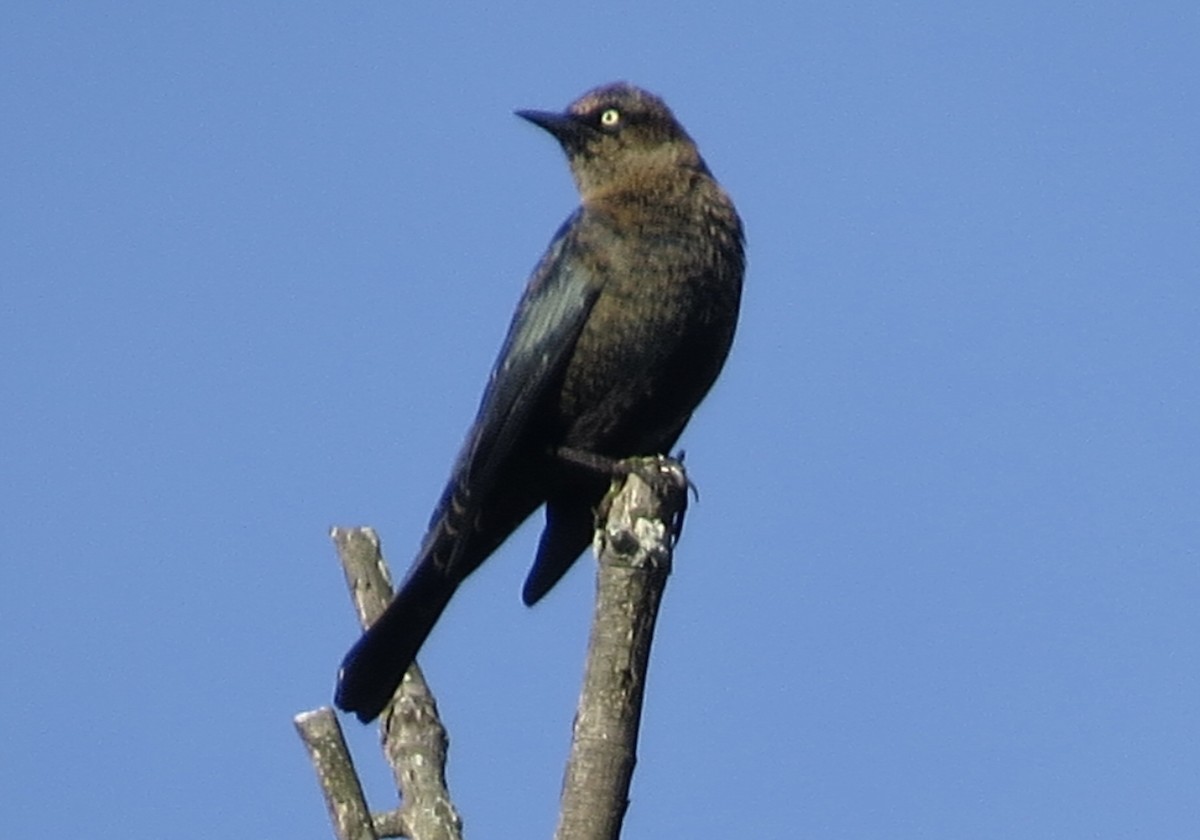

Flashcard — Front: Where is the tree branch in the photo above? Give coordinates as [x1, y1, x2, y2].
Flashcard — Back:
[554, 456, 689, 840]
[294, 707, 376, 840]
[301, 458, 687, 840]
[296, 528, 462, 840]
[332, 527, 462, 840]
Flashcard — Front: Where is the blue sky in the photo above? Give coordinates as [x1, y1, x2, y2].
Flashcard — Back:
[2, 3, 1197, 838]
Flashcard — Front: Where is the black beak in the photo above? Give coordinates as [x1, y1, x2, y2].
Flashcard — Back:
[516, 109, 590, 146]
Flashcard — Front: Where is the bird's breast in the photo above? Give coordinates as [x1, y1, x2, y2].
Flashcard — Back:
[552, 212, 740, 456]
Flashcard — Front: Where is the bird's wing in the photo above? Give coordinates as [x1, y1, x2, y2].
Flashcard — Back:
[425, 210, 601, 568]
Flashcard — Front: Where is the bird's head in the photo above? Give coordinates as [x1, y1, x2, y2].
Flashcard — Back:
[517, 82, 706, 197]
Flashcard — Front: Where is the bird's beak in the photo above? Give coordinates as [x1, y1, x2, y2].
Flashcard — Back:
[516, 109, 590, 146]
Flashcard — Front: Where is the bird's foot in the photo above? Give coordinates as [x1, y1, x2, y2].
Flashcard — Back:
[573, 452, 691, 547]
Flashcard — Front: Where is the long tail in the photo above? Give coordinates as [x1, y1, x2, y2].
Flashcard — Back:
[334, 559, 458, 723]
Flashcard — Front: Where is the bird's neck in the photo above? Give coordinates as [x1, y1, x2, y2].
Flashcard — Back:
[581, 162, 714, 209]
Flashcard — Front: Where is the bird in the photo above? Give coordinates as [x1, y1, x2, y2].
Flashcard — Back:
[335, 82, 745, 723]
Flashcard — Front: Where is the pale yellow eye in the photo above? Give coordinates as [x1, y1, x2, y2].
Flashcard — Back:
[599, 108, 621, 127]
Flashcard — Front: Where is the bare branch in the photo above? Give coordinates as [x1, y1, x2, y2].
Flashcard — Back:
[294, 707, 376, 840]
[303, 457, 684, 840]
[296, 529, 461, 840]
[554, 456, 689, 840]
[330, 527, 463, 840]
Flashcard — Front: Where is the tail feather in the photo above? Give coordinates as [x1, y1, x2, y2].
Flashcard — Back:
[334, 560, 457, 723]
[522, 498, 594, 606]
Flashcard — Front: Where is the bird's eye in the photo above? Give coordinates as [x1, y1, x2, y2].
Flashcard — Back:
[599, 108, 621, 128]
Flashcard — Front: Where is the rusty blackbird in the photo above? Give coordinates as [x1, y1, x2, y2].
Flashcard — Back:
[335, 82, 745, 722]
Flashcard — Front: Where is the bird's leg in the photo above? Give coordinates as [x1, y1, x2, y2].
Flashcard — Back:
[556, 446, 625, 476]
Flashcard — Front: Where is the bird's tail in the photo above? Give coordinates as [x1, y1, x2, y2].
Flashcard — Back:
[334, 559, 458, 723]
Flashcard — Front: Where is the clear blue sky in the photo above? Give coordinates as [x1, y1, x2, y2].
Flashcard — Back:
[3, 3, 1197, 838]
